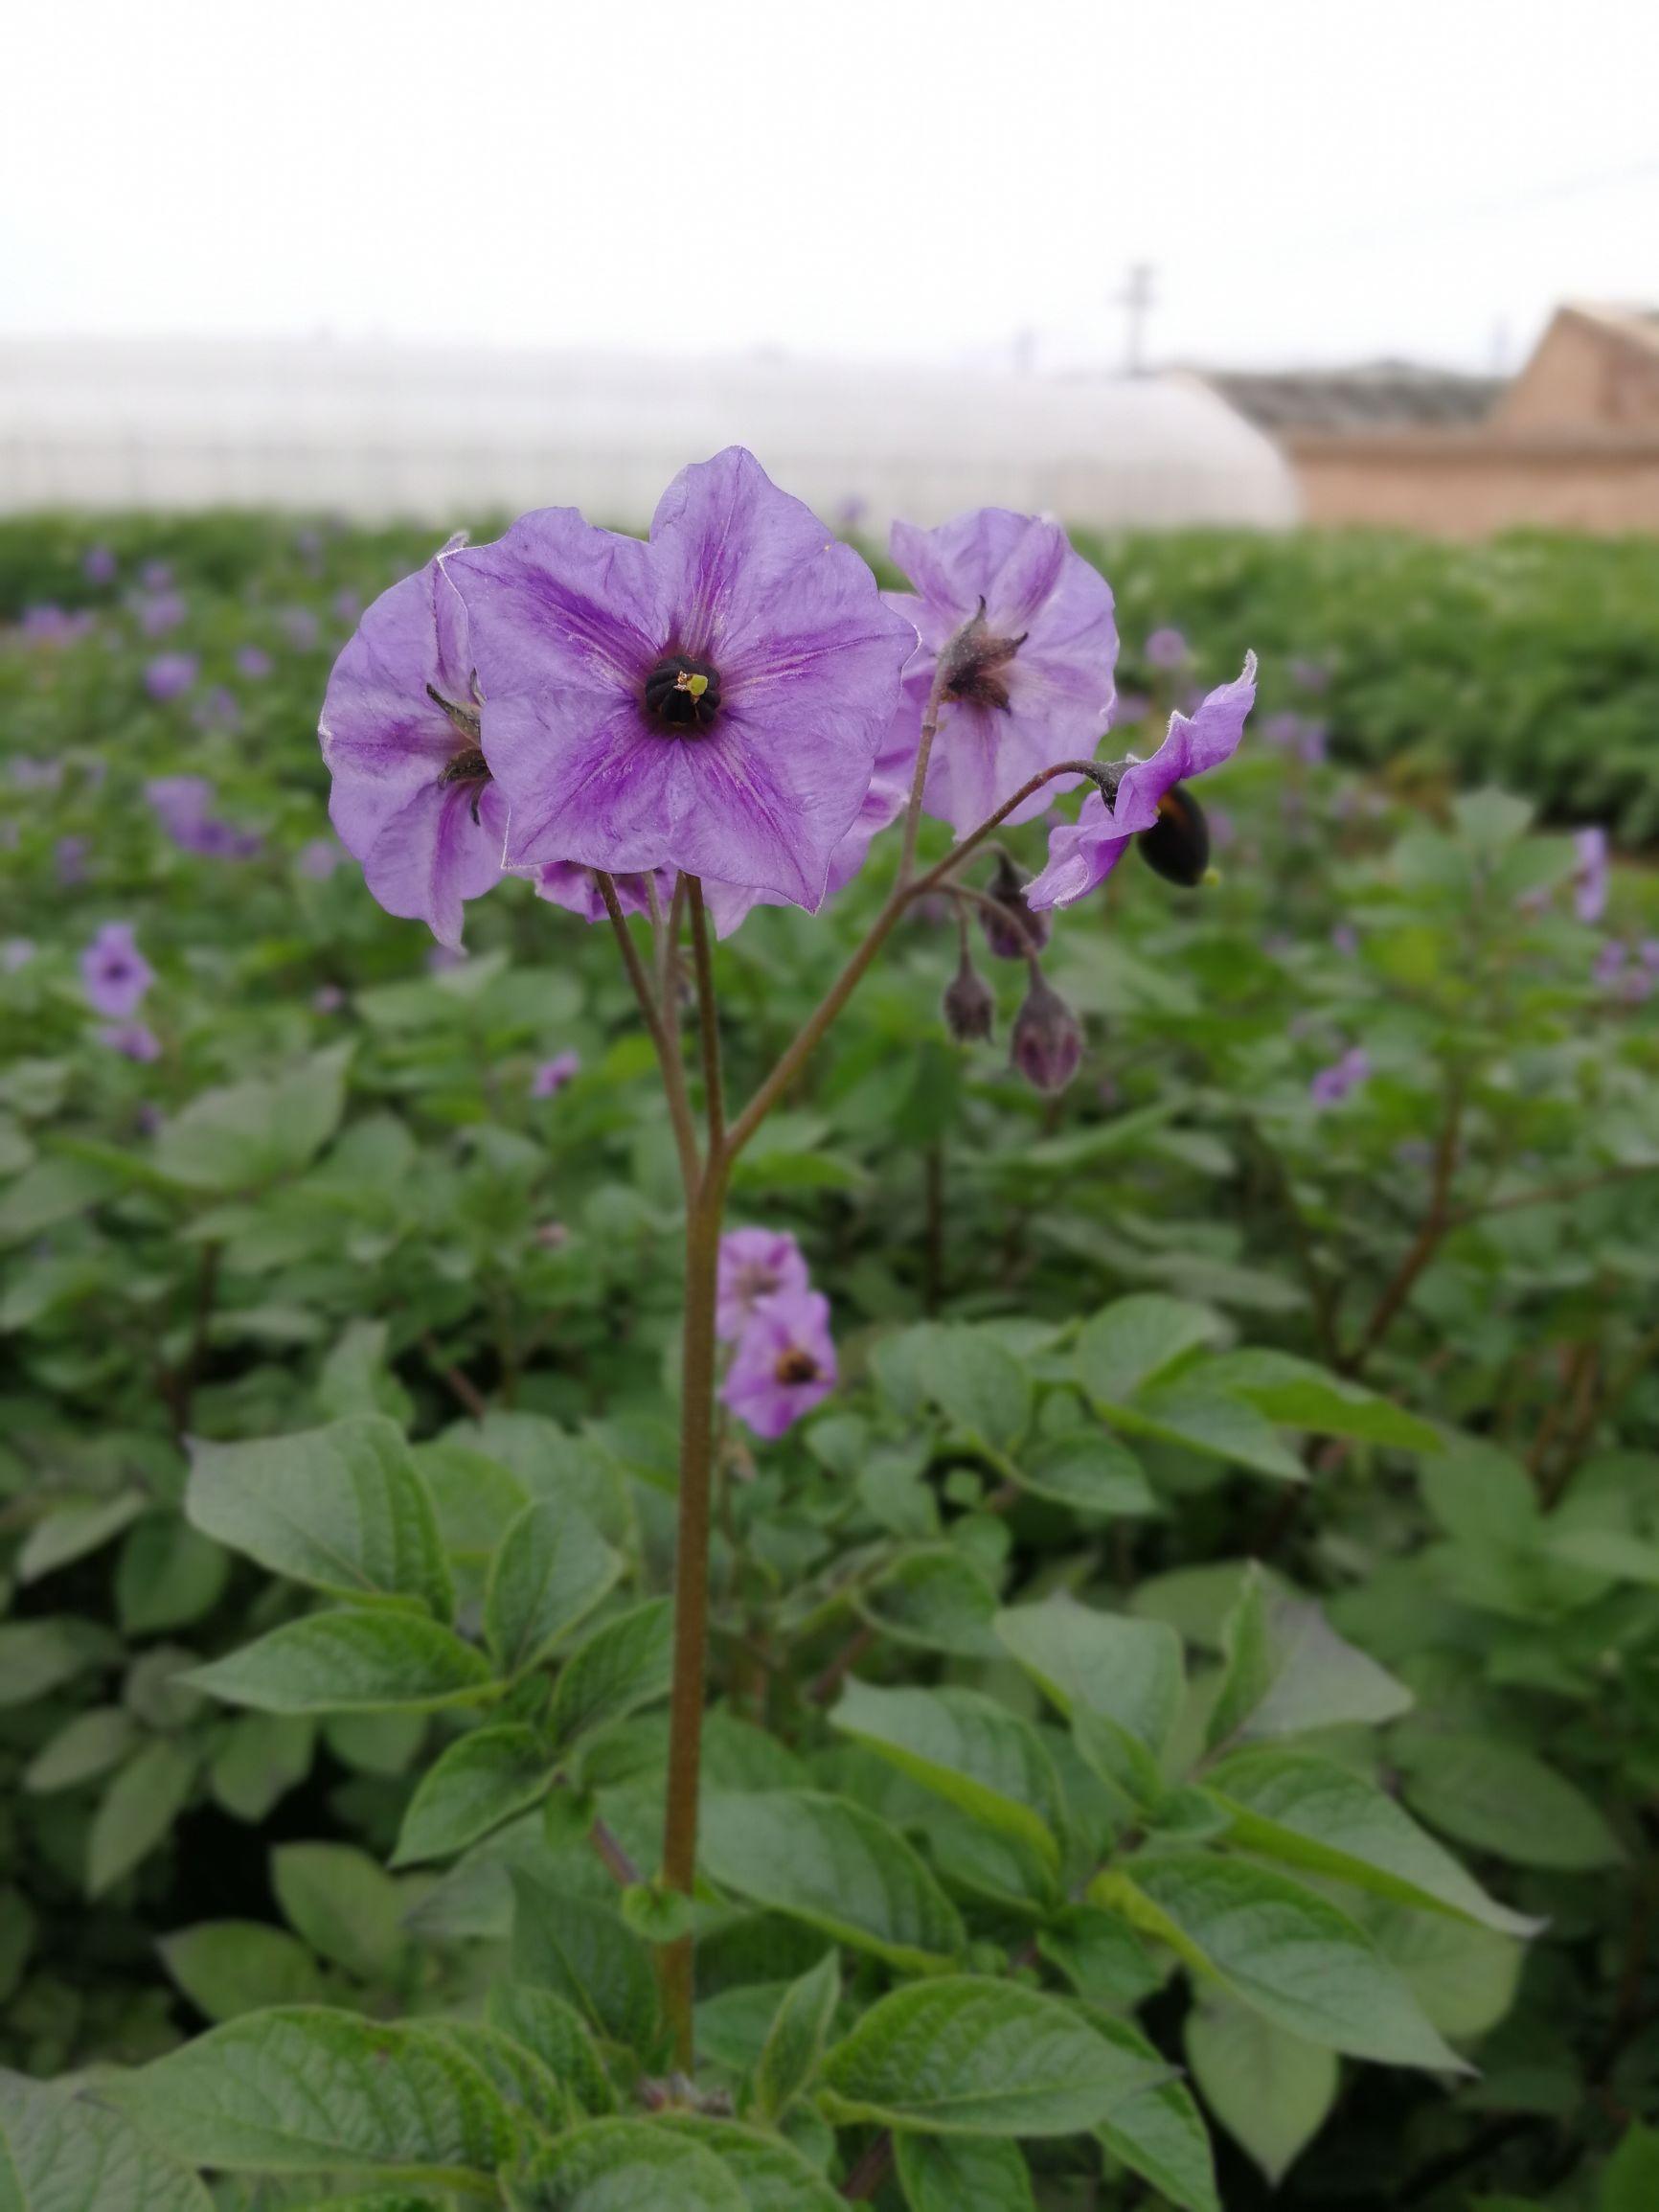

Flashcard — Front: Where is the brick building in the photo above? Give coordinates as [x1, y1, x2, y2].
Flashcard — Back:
[1203, 305, 1659, 537]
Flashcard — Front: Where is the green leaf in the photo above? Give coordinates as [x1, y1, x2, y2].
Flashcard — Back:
[1602, 2122, 1659, 2212]
[1207, 1567, 1411, 1749]
[1090, 2010, 1221, 2212]
[896, 2134, 1035, 2212]
[507, 2120, 746, 2212]
[22, 1704, 138, 1793]
[1207, 1747, 1540, 1936]
[1013, 1429, 1155, 1516]
[188, 1608, 494, 1715]
[752, 1950, 840, 2123]
[819, 1977, 1157, 2136]
[909, 1325, 1032, 1448]
[208, 1711, 315, 1822]
[152, 1045, 352, 1193]
[511, 1867, 659, 2053]
[1366, 1903, 1523, 2040]
[423, 2019, 569, 2136]
[657, 2118, 845, 2211]
[1185, 1992, 1339, 2185]
[101, 2007, 514, 2185]
[486, 1982, 618, 2116]
[0, 2070, 211, 2212]
[1418, 1441, 1538, 1548]
[1092, 1852, 1465, 2071]
[16, 1491, 146, 1582]
[1110, 1380, 1307, 1483]
[1074, 1295, 1227, 1403]
[186, 1415, 452, 1620]
[698, 1791, 965, 1973]
[272, 1843, 414, 1984]
[1202, 1351, 1442, 1453]
[485, 1497, 620, 1677]
[0, 1615, 117, 1707]
[856, 1547, 1000, 1658]
[393, 1724, 552, 1866]
[160, 1921, 330, 2021]
[1397, 1734, 1624, 1870]
[116, 1516, 230, 1635]
[995, 1594, 1183, 1755]
[1037, 1906, 1164, 2008]
[546, 1600, 674, 1754]
[0, 1156, 115, 1246]
[830, 1680, 1064, 1868]
[87, 1737, 198, 1896]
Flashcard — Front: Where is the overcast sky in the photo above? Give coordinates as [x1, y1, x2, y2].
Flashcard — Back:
[10, 0, 1657, 376]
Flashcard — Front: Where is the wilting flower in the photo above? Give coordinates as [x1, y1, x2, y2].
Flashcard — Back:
[1010, 970, 1083, 1094]
[1310, 1045, 1371, 1106]
[236, 645, 273, 680]
[1145, 626, 1189, 671]
[445, 447, 913, 907]
[885, 509, 1117, 837]
[320, 537, 510, 949]
[96, 1020, 163, 1062]
[721, 1288, 837, 1438]
[531, 1050, 581, 1099]
[716, 1226, 810, 1342]
[145, 651, 198, 702]
[1026, 656, 1257, 910]
[534, 863, 673, 924]
[81, 922, 154, 1017]
[1573, 827, 1609, 924]
[83, 545, 118, 585]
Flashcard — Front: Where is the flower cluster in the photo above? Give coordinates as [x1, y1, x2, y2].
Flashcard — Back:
[320, 446, 1258, 1090]
[715, 1227, 835, 1440]
[146, 776, 262, 861]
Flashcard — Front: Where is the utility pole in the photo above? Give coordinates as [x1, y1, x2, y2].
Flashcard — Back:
[1117, 262, 1157, 376]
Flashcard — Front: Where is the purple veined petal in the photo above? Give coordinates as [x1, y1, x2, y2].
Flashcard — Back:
[1024, 793, 1136, 912]
[445, 507, 669, 698]
[1109, 653, 1258, 835]
[489, 689, 686, 875]
[716, 1225, 811, 1341]
[534, 861, 670, 924]
[361, 777, 510, 951]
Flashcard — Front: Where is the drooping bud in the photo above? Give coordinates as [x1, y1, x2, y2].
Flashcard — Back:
[943, 948, 995, 1041]
[1010, 970, 1082, 1094]
[980, 853, 1052, 962]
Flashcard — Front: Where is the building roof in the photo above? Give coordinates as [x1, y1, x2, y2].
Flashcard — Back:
[1202, 361, 1504, 435]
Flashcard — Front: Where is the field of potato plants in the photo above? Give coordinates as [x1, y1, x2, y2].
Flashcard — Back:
[1, 479, 1657, 2212]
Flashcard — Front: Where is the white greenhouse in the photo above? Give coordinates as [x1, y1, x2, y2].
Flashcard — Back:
[0, 338, 1299, 531]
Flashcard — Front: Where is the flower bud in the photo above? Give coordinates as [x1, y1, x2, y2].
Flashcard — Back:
[1011, 970, 1082, 1094]
[980, 853, 1051, 961]
[943, 949, 995, 1041]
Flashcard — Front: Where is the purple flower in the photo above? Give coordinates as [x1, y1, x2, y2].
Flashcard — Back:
[236, 645, 273, 680]
[283, 606, 322, 650]
[1026, 656, 1257, 911]
[10, 757, 64, 793]
[140, 560, 173, 591]
[56, 835, 90, 887]
[883, 509, 1117, 838]
[1594, 939, 1630, 988]
[145, 651, 198, 701]
[96, 1020, 162, 1062]
[312, 985, 346, 1015]
[136, 589, 187, 638]
[319, 536, 510, 949]
[192, 685, 242, 734]
[1310, 1046, 1371, 1107]
[1641, 940, 1659, 971]
[721, 1288, 837, 1439]
[20, 604, 93, 648]
[534, 863, 673, 924]
[1573, 828, 1609, 924]
[332, 589, 362, 626]
[446, 447, 913, 907]
[531, 1050, 581, 1099]
[146, 775, 261, 859]
[297, 835, 343, 880]
[1145, 626, 1189, 671]
[1331, 924, 1360, 957]
[2, 937, 35, 972]
[81, 922, 154, 1018]
[83, 545, 118, 585]
[716, 1226, 811, 1342]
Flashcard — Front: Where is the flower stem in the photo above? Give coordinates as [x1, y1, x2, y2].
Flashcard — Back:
[688, 878, 724, 1155]
[897, 665, 951, 883]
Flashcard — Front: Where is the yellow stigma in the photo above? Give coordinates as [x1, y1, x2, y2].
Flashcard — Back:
[1202, 864, 1223, 887]
[677, 671, 710, 699]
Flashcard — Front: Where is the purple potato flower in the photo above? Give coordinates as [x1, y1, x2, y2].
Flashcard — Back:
[721, 1287, 837, 1439]
[1573, 827, 1609, 924]
[96, 1020, 163, 1062]
[236, 645, 273, 680]
[884, 509, 1117, 837]
[140, 560, 173, 591]
[716, 1226, 811, 1342]
[283, 606, 321, 650]
[531, 1050, 581, 1099]
[83, 545, 118, 585]
[81, 922, 154, 1017]
[297, 835, 343, 880]
[1310, 1046, 1371, 1107]
[319, 536, 511, 949]
[21, 605, 94, 648]
[1010, 971, 1083, 1094]
[146, 775, 261, 859]
[146, 651, 198, 701]
[1026, 655, 1257, 910]
[136, 589, 187, 638]
[1144, 626, 1189, 671]
[56, 835, 90, 887]
[444, 447, 914, 907]
[2, 938, 35, 972]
